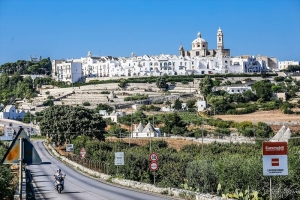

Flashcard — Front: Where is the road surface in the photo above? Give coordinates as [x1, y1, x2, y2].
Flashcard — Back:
[27, 140, 177, 200]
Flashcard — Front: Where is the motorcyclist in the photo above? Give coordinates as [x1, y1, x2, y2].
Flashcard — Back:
[54, 169, 65, 190]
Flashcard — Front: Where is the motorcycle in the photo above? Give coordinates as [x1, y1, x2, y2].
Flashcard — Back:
[54, 174, 66, 193]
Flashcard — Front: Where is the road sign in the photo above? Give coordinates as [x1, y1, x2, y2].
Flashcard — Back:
[1, 128, 41, 164]
[263, 142, 288, 176]
[66, 144, 74, 152]
[150, 152, 158, 161]
[114, 152, 124, 165]
[5, 126, 14, 137]
[150, 161, 158, 171]
[80, 147, 86, 158]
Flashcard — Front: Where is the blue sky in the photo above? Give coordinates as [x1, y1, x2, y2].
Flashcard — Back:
[0, 0, 299, 65]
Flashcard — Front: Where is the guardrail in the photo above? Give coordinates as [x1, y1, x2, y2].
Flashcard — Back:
[13, 167, 26, 200]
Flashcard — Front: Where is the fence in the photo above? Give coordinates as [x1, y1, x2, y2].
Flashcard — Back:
[66, 153, 110, 174]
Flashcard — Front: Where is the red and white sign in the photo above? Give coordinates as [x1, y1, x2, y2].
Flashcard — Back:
[80, 147, 86, 158]
[150, 152, 158, 161]
[150, 161, 158, 171]
[263, 142, 288, 176]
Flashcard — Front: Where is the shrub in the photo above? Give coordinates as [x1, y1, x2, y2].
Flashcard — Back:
[82, 102, 91, 106]
[43, 99, 54, 106]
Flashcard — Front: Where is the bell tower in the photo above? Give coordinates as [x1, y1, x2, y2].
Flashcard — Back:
[217, 27, 224, 50]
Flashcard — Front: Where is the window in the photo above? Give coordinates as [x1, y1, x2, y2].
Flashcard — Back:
[225, 60, 227, 63]
[237, 90, 240, 92]
[219, 37, 221, 42]
[232, 90, 234, 92]
[203, 45, 205, 47]
[196, 51, 199, 56]
[136, 133, 138, 137]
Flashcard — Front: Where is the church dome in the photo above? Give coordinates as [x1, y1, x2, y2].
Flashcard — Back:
[192, 32, 207, 44]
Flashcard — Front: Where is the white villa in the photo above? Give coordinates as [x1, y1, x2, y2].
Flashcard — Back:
[51, 28, 275, 83]
[0, 105, 26, 120]
[132, 122, 161, 138]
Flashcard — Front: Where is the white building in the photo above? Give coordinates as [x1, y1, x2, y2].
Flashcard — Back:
[132, 122, 161, 138]
[226, 86, 252, 94]
[51, 28, 274, 83]
[0, 105, 26, 120]
[278, 60, 300, 70]
[52, 60, 82, 83]
[101, 111, 126, 123]
[229, 56, 267, 73]
[197, 101, 207, 111]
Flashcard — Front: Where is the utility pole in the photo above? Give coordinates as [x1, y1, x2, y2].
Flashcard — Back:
[18, 138, 23, 199]
[29, 106, 32, 136]
[130, 110, 132, 147]
[201, 118, 204, 157]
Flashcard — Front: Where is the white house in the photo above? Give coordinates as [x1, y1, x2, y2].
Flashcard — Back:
[0, 105, 26, 120]
[52, 60, 82, 83]
[229, 56, 267, 73]
[101, 111, 126, 123]
[197, 101, 207, 111]
[278, 60, 300, 70]
[132, 122, 161, 138]
[226, 85, 252, 94]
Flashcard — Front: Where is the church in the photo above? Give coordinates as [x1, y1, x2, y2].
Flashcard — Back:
[179, 28, 230, 58]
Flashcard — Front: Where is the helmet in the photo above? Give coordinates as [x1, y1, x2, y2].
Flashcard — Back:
[57, 169, 61, 173]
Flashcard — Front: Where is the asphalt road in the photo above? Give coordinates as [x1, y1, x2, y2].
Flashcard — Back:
[27, 140, 177, 200]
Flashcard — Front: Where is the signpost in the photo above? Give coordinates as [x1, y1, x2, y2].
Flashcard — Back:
[80, 147, 86, 158]
[1, 128, 42, 200]
[150, 161, 158, 171]
[114, 152, 124, 165]
[149, 152, 158, 185]
[66, 144, 74, 152]
[263, 141, 288, 200]
[5, 126, 14, 137]
[115, 152, 124, 175]
[263, 142, 288, 176]
[150, 152, 158, 162]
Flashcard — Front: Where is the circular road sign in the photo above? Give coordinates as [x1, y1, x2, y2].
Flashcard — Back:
[150, 161, 158, 171]
[80, 147, 86, 158]
[150, 152, 158, 161]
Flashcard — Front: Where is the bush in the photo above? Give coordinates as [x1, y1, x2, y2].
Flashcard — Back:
[82, 102, 91, 106]
[181, 80, 189, 84]
[274, 76, 284, 82]
[43, 99, 54, 106]
[215, 128, 231, 135]
[47, 95, 54, 99]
